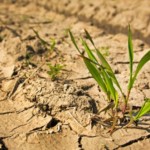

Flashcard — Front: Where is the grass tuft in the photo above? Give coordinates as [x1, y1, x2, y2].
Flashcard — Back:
[69, 26, 150, 132]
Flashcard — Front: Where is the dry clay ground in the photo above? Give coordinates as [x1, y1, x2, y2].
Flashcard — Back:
[0, 0, 150, 149]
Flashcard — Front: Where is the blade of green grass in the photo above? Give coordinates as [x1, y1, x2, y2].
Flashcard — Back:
[134, 98, 150, 120]
[84, 29, 95, 47]
[129, 51, 150, 90]
[50, 38, 56, 51]
[81, 38, 97, 62]
[83, 57, 107, 93]
[84, 29, 124, 96]
[79, 55, 103, 68]
[85, 30, 122, 87]
[128, 25, 134, 91]
[100, 68, 118, 106]
[96, 49, 124, 99]
[84, 29, 112, 70]
[32, 29, 49, 46]
[68, 30, 81, 54]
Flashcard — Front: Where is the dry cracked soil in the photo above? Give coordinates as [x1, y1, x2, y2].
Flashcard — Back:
[0, 0, 150, 150]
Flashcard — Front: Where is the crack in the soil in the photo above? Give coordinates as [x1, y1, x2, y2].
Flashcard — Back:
[78, 136, 83, 150]
[16, 105, 34, 114]
[10, 123, 28, 132]
[114, 133, 150, 149]
[0, 105, 34, 116]
[0, 111, 16, 115]
[71, 76, 92, 80]
[114, 61, 139, 65]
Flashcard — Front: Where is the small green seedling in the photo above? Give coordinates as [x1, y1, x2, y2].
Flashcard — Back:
[47, 63, 63, 80]
[134, 98, 150, 121]
[33, 29, 50, 47]
[49, 38, 56, 52]
[69, 26, 150, 131]
[33, 29, 56, 53]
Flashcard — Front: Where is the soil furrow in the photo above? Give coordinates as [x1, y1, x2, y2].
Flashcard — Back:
[36, 0, 150, 46]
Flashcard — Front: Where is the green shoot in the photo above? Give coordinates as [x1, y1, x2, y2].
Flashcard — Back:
[69, 26, 150, 129]
[68, 30, 81, 54]
[134, 98, 150, 121]
[84, 29, 124, 96]
[32, 29, 50, 47]
[33, 29, 56, 53]
[69, 30, 119, 108]
[83, 57, 107, 94]
[130, 51, 150, 90]
[47, 63, 63, 80]
[128, 25, 134, 93]
[49, 38, 56, 52]
[127, 27, 150, 104]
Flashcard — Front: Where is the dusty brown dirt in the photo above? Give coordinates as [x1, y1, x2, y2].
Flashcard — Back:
[0, 0, 150, 150]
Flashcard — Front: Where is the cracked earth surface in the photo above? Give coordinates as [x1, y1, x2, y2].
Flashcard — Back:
[0, 0, 150, 150]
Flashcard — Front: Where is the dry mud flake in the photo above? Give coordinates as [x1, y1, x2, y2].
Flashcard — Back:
[3, 128, 79, 150]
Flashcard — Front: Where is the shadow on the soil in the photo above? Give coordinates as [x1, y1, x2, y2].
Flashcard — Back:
[0, 138, 8, 150]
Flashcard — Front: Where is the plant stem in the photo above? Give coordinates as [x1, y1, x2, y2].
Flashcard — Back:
[122, 90, 130, 114]
[126, 90, 130, 105]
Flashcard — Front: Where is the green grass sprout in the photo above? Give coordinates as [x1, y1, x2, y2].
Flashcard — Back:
[47, 63, 63, 80]
[32, 29, 50, 47]
[127, 26, 150, 103]
[33, 29, 56, 53]
[69, 26, 150, 131]
[50, 38, 56, 52]
[134, 98, 150, 121]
